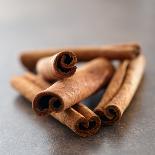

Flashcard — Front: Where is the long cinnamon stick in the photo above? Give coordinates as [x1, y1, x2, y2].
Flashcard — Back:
[33, 58, 114, 115]
[95, 60, 129, 118]
[20, 42, 140, 71]
[36, 51, 77, 80]
[24, 72, 101, 135]
[94, 54, 145, 125]
[11, 74, 101, 137]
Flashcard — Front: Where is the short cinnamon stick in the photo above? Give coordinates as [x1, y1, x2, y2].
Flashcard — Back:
[24, 72, 101, 136]
[20, 42, 140, 71]
[94, 54, 145, 125]
[11, 74, 101, 137]
[36, 51, 77, 80]
[33, 58, 114, 115]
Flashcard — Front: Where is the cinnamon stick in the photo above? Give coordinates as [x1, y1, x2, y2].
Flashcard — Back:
[95, 60, 129, 116]
[36, 51, 77, 80]
[11, 74, 101, 137]
[33, 58, 114, 115]
[24, 72, 51, 89]
[94, 54, 145, 125]
[24, 72, 101, 136]
[20, 42, 140, 71]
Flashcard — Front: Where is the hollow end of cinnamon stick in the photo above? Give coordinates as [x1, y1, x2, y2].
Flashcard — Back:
[36, 51, 77, 81]
[75, 115, 101, 137]
[95, 105, 121, 126]
[73, 103, 101, 136]
[33, 91, 64, 116]
[53, 51, 77, 78]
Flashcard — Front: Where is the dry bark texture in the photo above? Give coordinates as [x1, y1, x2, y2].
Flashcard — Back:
[11, 73, 101, 137]
[94, 55, 145, 125]
[33, 58, 114, 115]
[20, 42, 140, 71]
[36, 51, 77, 81]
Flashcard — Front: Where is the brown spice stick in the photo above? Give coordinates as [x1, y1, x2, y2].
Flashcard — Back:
[94, 55, 145, 125]
[11, 74, 101, 137]
[94, 60, 129, 120]
[20, 42, 140, 71]
[24, 72, 51, 89]
[36, 51, 77, 80]
[23, 72, 101, 136]
[73, 103, 101, 135]
[33, 58, 114, 115]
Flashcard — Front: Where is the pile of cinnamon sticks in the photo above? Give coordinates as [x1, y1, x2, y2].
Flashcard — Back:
[11, 42, 146, 137]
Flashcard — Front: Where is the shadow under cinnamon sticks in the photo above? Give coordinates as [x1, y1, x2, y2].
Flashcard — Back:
[94, 54, 146, 125]
[20, 42, 140, 71]
[11, 73, 101, 137]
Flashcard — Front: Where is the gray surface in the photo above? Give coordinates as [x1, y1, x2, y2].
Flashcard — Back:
[0, 0, 155, 155]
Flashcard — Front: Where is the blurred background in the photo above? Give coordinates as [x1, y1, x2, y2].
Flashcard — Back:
[0, 0, 155, 155]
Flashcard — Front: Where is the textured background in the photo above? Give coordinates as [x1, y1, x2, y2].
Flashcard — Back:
[0, 0, 155, 155]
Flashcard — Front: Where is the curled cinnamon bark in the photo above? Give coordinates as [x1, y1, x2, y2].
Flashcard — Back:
[94, 60, 129, 119]
[36, 51, 77, 81]
[94, 55, 145, 125]
[20, 42, 140, 71]
[73, 103, 101, 135]
[11, 74, 101, 137]
[33, 58, 114, 115]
